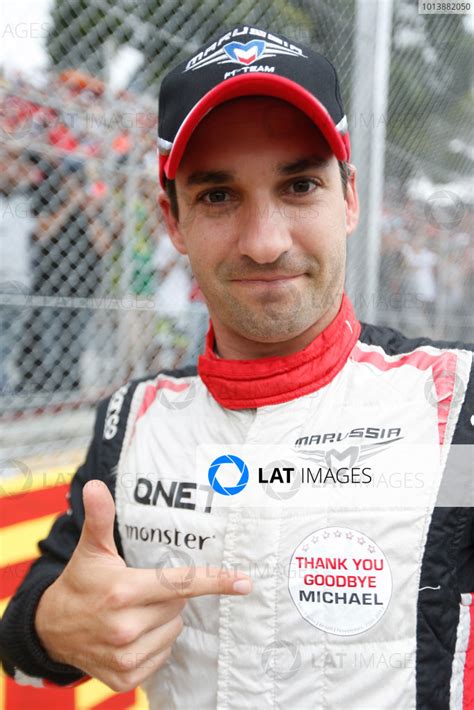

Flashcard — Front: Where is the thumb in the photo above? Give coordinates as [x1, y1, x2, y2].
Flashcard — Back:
[79, 480, 121, 558]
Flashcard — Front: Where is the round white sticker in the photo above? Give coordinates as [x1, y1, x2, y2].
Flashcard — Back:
[288, 526, 392, 636]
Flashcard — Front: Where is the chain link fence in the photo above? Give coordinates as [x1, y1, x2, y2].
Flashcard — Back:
[1, 0, 473, 455]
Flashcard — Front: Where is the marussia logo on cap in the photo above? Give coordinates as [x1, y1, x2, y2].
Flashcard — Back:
[223, 40, 265, 65]
[184, 27, 305, 73]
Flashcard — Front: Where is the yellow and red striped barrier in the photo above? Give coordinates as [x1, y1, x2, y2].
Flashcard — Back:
[0, 459, 148, 710]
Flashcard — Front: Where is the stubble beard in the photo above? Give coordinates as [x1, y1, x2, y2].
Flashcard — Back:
[216, 270, 342, 343]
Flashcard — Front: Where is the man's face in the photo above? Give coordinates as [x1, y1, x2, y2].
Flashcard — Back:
[160, 97, 358, 347]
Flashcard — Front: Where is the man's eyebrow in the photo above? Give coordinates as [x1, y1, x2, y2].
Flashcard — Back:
[184, 157, 330, 186]
[186, 170, 235, 187]
[277, 157, 330, 175]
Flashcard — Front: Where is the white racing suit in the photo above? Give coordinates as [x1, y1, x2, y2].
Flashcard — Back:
[1, 295, 473, 709]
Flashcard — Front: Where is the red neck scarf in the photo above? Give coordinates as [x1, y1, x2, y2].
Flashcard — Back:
[198, 293, 360, 409]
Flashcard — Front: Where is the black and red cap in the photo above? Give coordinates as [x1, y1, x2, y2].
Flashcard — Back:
[158, 26, 350, 188]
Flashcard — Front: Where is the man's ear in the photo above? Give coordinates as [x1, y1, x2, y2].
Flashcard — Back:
[158, 190, 188, 255]
[344, 164, 359, 236]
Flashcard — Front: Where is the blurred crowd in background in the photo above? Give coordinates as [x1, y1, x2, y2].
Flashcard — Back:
[1, 66, 473, 409]
[1, 67, 209, 405]
[378, 195, 473, 334]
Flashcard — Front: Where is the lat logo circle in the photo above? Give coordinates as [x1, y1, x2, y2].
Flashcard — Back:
[208, 454, 249, 496]
[288, 526, 392, 636]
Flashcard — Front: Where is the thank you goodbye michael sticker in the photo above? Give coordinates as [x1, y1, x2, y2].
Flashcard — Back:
[288, 527, 392, 635]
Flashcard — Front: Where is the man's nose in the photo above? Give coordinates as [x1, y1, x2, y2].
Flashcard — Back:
[237, 200, 293, 264]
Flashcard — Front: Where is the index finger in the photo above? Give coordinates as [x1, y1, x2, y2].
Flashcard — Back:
[126, 566, 252, 604]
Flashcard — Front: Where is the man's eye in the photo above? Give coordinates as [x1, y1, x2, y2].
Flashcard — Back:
[288, 179, 318, 194]
[201, 190, 230, 204]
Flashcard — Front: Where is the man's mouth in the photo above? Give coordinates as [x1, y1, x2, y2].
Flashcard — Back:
[232, 274, 304, 284]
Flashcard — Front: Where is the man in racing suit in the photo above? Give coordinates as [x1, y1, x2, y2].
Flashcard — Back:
[1, 26, 473, 710]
